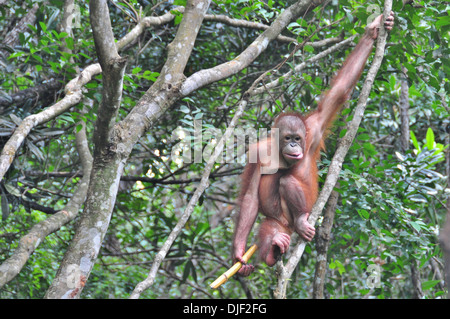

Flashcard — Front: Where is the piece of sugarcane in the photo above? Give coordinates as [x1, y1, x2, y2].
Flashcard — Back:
[210, 244, 258, 289]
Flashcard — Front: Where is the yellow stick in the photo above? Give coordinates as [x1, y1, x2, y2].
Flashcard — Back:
[210, 244, 258, 289]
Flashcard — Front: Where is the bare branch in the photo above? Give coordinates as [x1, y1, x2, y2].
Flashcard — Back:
[399, 66, 410, 152]
[116, 7, 184, 50]
[204, 13, 298, 43]
[312, 189, 339, 299]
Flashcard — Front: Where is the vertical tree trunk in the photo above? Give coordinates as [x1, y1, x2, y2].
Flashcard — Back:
[439, 103, 450, 298]
[399, 65, 424, 297]
[44, 156, 126, 298]
[45, 0, 212, 299]
[411, 259, 424, 298]
[312, 189, 339, 299]
[399, 66, 410, 152]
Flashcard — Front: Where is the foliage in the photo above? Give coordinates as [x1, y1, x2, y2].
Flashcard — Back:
[0, 0, 448, 298]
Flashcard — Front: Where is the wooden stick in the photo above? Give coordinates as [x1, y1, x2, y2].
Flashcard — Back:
[210, 244, 258, 289]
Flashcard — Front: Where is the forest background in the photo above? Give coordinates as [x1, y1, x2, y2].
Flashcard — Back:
[0, 0, 448, 299]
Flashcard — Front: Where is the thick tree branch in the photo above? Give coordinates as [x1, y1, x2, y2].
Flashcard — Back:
[89, 0, 127, 155]
[119, 0, 212, 152]
[46, 0, 212, 299]
[0, 3, 39, 58]
[274, 0, 393, 299]
[0, 78, 63, 112]
[180, 0, 327, 96]
[44, 0, 132, 299]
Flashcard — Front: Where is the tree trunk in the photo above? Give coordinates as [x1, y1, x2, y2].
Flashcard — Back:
[399, 66, 409, 152]
[410, 260, 424, 299]
[312, 189, 339, 299]
[1, 3, 39, 58]
[44, 0, 211, 298]
[44, 156, 125, 298]
[439, 103, 450, 298]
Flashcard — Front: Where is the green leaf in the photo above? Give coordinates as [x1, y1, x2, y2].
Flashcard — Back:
[422, 280, 441, 290]
[436, 15, 450, 28]
[8, 51, 26, 59]
[174, 14, 183, 25]
[410, 131, 420, 151]
[65, 37, 74, 50]
[39, 21, 47, 33]
[335, 259, 346, 275]
[346, 11, 353, 22]
[59, 114, 75, 124]
[179, 105, 190, 113]
[303, 45, 314, 53]
[26, 141, 45, 161]
[182, 260, 192, 282]
[357, 209, 370, 220]
[32, 54, 43, 64]
[410, 221, 421, 232]
[339, 128, 347, 139]
[357, 133, 370, 141]
[425, 128, 435, 150]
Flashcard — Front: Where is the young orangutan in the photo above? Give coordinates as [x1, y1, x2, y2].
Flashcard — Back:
[232, 12, 395, 276]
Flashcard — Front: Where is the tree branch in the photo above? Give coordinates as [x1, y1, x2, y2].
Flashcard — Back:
[0, 3, 39, 58]
[203, 13, 298, 43]
[89, 0, 127, 155]
[180, 0, 327, 96]
[312, 189, 339, 298]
